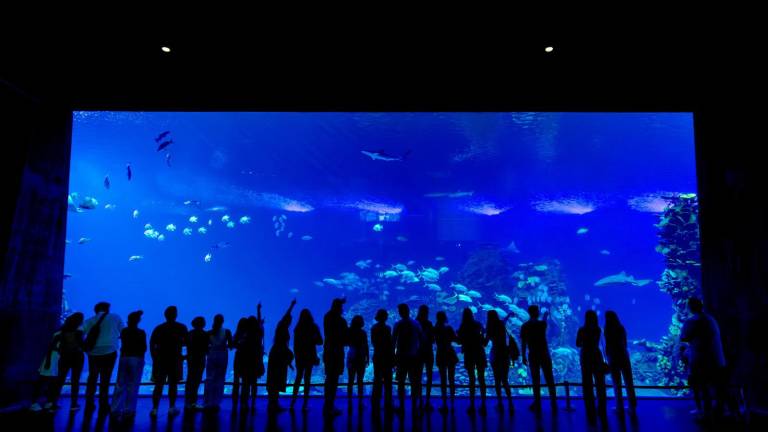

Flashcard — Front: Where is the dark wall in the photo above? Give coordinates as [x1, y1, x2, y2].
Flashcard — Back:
[0, 83, 71, 407]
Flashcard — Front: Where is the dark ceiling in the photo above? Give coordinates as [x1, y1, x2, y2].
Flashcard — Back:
[0, 18, 755, 111]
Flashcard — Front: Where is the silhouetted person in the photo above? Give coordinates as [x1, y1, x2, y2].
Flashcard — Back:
[576, 310, 607, 417]
[486, 310, 514, 413]
[680, 297, 726, 420]
[346, 314, 369, 408]
[83, 301, 124, 413]
[416, 305, 435, 411]
[52, 312, 84, 411]
[232, 317, 248, 408]
[235, 306, 265, 410]
[393, 303, 423, 414]
[604, 310, 636, 411]
[371, 309, 394, 411]
[267, 299, 297, 412]
[520, 305, 557, 411]
[110, 310, 146, 420]
[323, 298, 348, 416]
[434, 311, 458, 413]
[29, 325, 62, 412]
[457, 307, 487, 415]
[185, 316, 209, 411]
[204, 314, 232, 411]
[149, 306, 188, 418]
[291, 308, 323, 411]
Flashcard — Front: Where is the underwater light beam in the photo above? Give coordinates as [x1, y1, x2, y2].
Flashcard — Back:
[462, 202, 510, 216]
[532, 198, 596, 215]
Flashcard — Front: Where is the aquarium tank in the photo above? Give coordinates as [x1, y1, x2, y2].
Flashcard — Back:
[64, 112, 699, 397]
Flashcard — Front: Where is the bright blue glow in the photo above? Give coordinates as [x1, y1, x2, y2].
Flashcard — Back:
[65, 112, 697, 394]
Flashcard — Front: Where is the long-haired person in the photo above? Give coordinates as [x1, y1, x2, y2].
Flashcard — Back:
[346, 314, 369, 409]
[576, 310, 608, 417]
[370, 309, 394, 411]
[604, 311, 636, 411]
[204, 314, 233, 411]
[110, 311, 146, 420]
[291, 308, 323, 411]
[266, 299, 297, 412]
[457, 307, 487, 415]
[486, 310, 514, 413]
[415, 305, 435, 411]
[433, 311, 459, 413]
[52, 312, 85, 411]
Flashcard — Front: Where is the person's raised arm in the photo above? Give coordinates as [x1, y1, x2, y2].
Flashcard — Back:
[284, 299, 297, 321]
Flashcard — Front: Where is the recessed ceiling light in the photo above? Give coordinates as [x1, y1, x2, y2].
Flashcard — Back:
[161, 46, 171, 53]
[544, 46, 554, 53]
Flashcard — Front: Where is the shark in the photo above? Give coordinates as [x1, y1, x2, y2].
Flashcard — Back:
[361, 149, 411, 162]
[424, 191, 475, 198]
[594, 271, 652, 287]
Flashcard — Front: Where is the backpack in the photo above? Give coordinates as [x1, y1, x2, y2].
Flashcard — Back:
[508, 334, 520, 362]
[84, 313, 108, 352]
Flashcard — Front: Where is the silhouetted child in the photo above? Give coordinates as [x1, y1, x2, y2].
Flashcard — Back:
[434, 311, 458, 413]
[604, 310, 636, 411]
[291, 308, 323, 411]
[111, 310, 146, 420]
[392, 303, 423, 413]
[29, 318, 66, 412]
[520, 305, 557, 412]
[457, 307, 487, 415]
[267, 299, 296, 412]
[52, 312, 85, 411]
[486, 310, 514, 413]
[185, 316, 210, 411]
[323, 298, 348, 417]
[150, 306, 188, 418]
[371, 309, 394, 411]
[346, 314, 369, 408]
[204, 314, 232, 411]
[576, 310, 607, 418]
[416, 305, 435, 411]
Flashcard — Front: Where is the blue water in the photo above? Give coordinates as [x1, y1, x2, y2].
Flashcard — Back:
[65, 112, 696, 391]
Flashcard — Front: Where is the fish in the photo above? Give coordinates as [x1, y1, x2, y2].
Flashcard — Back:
[407, 260, 416, 265]
[143, 229, 159, 239]
[435, 256, 445, 261]
[208, 219, 213, 226]
[104, 204, 117, 210]
[323, 278, 341, 286]
[207, 206, 228, 212]
[239, 216, 251, 224]
[144, 223, 153, 230]
[226, 221, 235, 229]
[494, 293, 513, 303]
[156, 139, 173, 152]
[132, 209, 140, 219]
[576, 227, 589, 235]
[301, 235, 313, 241]
[221, 215, 231, 223]
[157, 234, 165, 242]
[77, 237, 91, 244]
[419, 270, 440, 283]
[104, 175, 110, 189]
[396, 235, 408, 242]
[440, 293, 459, 304]
[480, 303, 495, 311]
[313, 281, 325, 287]
[361, 149, 411, 162]
[290, 288, 299, 294]
[506, 241, 520, 253]
[166, 224, 177, 232]
[67, 194, 83, 213]
[438, 266, 449, 274]
[77, 196, 99, 210]
[594, 271, 652, 287]
[424, 191, 474, 198]
[211, 241, 231, 249]
[373, 224, 384, 232]
[128, 255, 144, 262]
[165, 153, 172, 167]
[63, 273, 73, 280]
[458, 294, 473, 303]
[534, 265, 548, 271]
[183, 228, 193, 236]
[126, 163, 132, 180]
[382, 270, 399, 278]
[154, 131, 171, 142]
[392, 264, 408, 272]
[450, 283, 468, 292]
[425, 283, 442, 291]
[204, 253, 212, 263]
[287, 232, 293, 238]
[600, 249, 611, 255]
[494, 308, 508, 319]
[189, 216, 198, 223]
[469, 306, 478, 314]
[65, 239, 71, 244]
[466, 290, 483, 298]
[184, 200, 201, 207]
[197, 227, 207, 234]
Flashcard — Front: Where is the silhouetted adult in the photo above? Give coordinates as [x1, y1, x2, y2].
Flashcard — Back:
[346, 314, 369, 408]
[680, 297, 726, 420]
[486, 310, 514, 413]
[52, 312, 85, 411]
[393, 303, 423, 413]
[416, 305, 435, 410]
[267, 299, 297, 412]
[433, 311, 459, 413]
[323, 298, 348, 416]
[457, 307, 487, 415]
[236, 306, 266, 410]
[291, 308, 323, 411]
[82, 301, 125, 413]
[185, 316, 210, 411]
[232, 317, 248, 408]
[149, 306, 188, 418]
[520, 305, 557, 411]
[110, 311, 146, 420]
[576, 310, 607, 417]
[604, 311, 636, 411]
[371, 309, 394, 411]
[204, 314, 232, 411]
[29, 326, 62, 412]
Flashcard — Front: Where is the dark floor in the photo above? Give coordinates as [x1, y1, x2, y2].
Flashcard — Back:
[2, 396, 751, 432]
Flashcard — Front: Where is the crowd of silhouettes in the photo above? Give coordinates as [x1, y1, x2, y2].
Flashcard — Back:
[28, 295, 728, 424]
